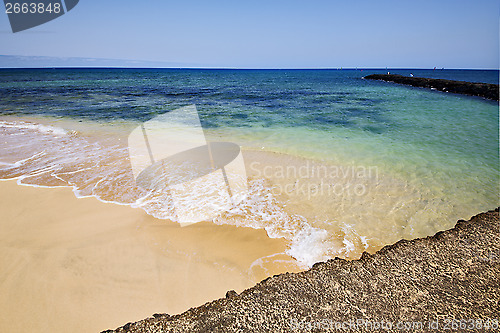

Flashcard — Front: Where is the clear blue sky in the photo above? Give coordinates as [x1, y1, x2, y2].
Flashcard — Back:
[0, 0, 498, 68]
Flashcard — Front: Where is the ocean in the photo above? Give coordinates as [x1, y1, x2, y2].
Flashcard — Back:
[0, 68, 498, 267]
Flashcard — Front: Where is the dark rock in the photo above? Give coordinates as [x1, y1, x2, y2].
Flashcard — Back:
[152, 313, 168, 318]
[364, 74, 499, 101]
[106, 208, 500, 332]
[122, 322, 132, 331]
[225, 290, 238, 299]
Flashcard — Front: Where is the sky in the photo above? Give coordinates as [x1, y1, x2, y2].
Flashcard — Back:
[0, 0, 498, 68]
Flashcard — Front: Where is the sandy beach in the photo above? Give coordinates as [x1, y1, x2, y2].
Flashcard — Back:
[0, 69, 497, 333]
[107, 208, 500, 332]
[1, 1, 498, 331]
[0, 180, 300, 333]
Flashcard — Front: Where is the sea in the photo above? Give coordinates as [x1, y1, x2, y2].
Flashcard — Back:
[0, 68, 498, 267]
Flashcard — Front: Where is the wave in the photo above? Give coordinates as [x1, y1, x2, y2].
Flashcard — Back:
[0, 119, 369, 268]
[0, 120, 69, 137]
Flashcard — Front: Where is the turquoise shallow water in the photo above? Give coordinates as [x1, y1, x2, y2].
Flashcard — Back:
[0, 68, 498, 266]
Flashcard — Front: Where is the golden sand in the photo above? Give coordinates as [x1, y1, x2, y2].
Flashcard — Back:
[0, 180, 300, 333]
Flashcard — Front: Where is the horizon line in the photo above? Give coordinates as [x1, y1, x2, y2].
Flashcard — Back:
[0, 66, 499, 70]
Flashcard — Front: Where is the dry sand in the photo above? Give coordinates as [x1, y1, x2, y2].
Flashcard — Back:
[0, 180, 300, 333]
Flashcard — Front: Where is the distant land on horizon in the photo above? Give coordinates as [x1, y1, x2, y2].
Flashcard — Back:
[0, 55, 194, 69]
[0, 55, 498, 70]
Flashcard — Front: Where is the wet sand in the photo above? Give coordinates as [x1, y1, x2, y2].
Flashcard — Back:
[0, 180, 300, 333]
[107, 208, 500, 333]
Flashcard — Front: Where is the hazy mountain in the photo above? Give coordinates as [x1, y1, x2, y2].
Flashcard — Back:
[0, 55, 198, 68]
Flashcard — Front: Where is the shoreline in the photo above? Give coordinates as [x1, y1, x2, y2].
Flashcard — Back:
[1, 114, 496, 265]
[1, 114, 498, 331]
[106, 207, 500, 332]
[0, 179, 301, 333]
[364, 74, 500, 101]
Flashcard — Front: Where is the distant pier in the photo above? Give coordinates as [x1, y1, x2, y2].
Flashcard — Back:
[364, 74, 499, 101]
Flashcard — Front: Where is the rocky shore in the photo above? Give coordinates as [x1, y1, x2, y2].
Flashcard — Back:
[104, 208, 500, 332]
[364, 74, 499, 101]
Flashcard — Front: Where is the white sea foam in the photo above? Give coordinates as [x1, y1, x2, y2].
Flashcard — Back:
[0, 119, 378, 268]
[288, 226, 332, 266]
[0, 121, 68, 137]
[248, 252, 293, 276]
[360, 235, 370, 250]
[211, 179, 369, 267]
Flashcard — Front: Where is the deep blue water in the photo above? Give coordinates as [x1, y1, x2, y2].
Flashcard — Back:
[0, 68, 497, 122]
